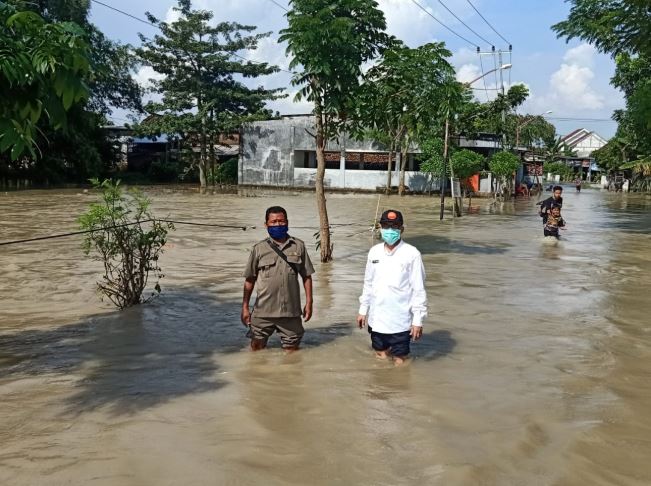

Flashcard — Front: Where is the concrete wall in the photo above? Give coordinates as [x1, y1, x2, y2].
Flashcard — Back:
[240, 117, 439, 192]
[293, 168, 439, 192]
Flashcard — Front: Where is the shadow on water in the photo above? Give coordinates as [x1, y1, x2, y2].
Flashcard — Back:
[0, 287, 350, 417]
[407, 234, 510, 255]
[418, 330, 457, 361]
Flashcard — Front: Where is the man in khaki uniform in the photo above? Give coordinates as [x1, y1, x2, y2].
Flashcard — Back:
[241, 206, 315, 351]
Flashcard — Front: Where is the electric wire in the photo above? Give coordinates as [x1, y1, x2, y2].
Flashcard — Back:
[409, 0, 479, 48]
[433, 0, 494, 46]
[0, 220, 368, 247]
[89, 0, 294, 74]
[465, 0, 510, 45]
[267, 0, 288, 12]
[478, 54, 491, 101]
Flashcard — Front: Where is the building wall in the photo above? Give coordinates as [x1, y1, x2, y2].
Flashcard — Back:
[573, 134, 607, 157]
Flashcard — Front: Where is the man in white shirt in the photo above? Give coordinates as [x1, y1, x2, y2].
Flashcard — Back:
[356, 209, 427, 365]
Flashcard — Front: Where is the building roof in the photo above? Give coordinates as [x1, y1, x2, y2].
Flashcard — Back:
[561, 128, 607, 148]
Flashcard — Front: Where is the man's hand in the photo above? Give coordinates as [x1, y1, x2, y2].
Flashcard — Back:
[241, 305, 252, 326]
[303, 301, 313, 322]
[410, 325, 423, 341]
[356, 314, 367, 328]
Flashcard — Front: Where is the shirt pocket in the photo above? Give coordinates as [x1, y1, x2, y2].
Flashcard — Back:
[257, 256, 277, 279]
[286, 253, 302, 275]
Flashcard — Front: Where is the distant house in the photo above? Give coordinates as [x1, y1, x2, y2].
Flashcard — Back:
[561, 128, 608, 157]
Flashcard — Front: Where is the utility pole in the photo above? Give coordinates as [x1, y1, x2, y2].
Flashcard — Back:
[499, 50, 506, 151]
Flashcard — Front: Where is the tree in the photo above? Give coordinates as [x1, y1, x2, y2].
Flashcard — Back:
[1, 0, 145, 183]
[359, 41, 455, 195]
[489, 151, 520, 198]
[554, 0, 651, 190]
[280, 0, 388, 262]
[137, 0, 282, 190]
[552, 0, 651, 57]
[0, 4, 90, 160]
[544, 161, 573, 181]
[79, 179, 174, 309]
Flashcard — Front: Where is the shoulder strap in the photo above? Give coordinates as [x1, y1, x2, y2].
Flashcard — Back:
[266, 238, 300, 275]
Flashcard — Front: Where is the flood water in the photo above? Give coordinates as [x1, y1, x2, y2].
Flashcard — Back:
[1, 186, 651, 485]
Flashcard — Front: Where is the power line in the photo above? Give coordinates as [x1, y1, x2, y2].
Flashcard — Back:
[478, 54, 491, 101]
[267, 0, 288, 12]
[90, 0, 157, 28]
[465, 0, 510, 46]
[409, 0, 479, 48]
[547, 117, 617, 123]
[89, 0, 294, 74]
[434, 0, 494, 46]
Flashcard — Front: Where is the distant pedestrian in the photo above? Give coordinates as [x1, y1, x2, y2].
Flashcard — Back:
[241, 206, 314, 352]
[538, 185, 563, 223]
[356, 209, 427, 366]
[574, 177, 582, 193]
[544, 205, 566, 239]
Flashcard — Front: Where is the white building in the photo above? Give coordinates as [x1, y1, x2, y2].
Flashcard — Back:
[561, 128, 608, 157]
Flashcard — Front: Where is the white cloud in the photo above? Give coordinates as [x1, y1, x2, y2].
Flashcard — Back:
[164, 6, 181, 24]
[456, 63, 481, 83]
[134, 65, 165, 88]
[549, 63, 604, 109]
[266, 90, 313, 115]
[563, 43, 596, 68]
[526, 44, 603, 111]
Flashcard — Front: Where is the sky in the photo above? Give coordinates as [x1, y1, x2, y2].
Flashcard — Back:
[89, 0, 624, 139]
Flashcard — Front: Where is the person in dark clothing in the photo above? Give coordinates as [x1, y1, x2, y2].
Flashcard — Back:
[543, 206, 566, 238]
[538, 185, 563, 223]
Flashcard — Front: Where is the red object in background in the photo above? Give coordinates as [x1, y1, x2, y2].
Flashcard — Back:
[467, 174, 479, 192]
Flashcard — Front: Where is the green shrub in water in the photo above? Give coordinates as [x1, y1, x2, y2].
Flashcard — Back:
[78, 179, 174, 309]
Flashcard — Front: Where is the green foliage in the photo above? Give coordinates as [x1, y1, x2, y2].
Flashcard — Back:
[450, 149, 485, 179]
[544, 161, 574, 181]
[489, 151, 520, 177]
[78, 179, 174, 309]
[554, 0, 651, 166]
[280, 0, 388, 139]
[212, 158, 238, 185]
[0, 4, 90, 159]
[419, 137, 447, 177]
[552, 0, 651, 56]
[357, 41, 456, 150]
[136, 1, 282, 187]
[148, 158, 180, 183]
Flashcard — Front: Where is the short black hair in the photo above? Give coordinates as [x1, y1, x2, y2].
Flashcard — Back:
[265, 206, 287, 222]
[553, 185, 563, 192]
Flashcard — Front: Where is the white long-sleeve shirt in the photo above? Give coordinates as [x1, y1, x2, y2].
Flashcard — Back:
[358, 240, 428, 334]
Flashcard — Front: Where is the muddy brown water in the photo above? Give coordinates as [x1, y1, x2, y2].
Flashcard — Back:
[1, 186, 651, 485]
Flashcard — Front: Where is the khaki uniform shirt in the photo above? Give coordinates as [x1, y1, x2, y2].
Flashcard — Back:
[243, 236, 315, 318]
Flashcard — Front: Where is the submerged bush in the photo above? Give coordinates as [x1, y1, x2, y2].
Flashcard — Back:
[78, 179, 174, 309]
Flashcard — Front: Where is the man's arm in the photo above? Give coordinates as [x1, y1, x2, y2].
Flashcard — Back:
[409, 255, 427, 340]
[357, 256, 374, 328]
[302, 275, 313, 322]
[241, 278, 256, 326]
[241, 247, 258, 326]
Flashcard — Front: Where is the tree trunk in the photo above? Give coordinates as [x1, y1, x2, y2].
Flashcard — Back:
[439, 117, 449, 220]
[398, 137, 409, 196]
[315, 113, 332, 262]
[199, 104, 207, 191]
[210, 108, 216, 188]
[386, 141, 394, 195]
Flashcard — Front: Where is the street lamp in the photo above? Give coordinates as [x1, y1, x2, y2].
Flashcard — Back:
[515, 110, 552, 148]
[439, 63, 513, 220]
[464, 63, 512, 87]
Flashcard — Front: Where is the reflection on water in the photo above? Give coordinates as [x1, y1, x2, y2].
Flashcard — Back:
[1, 187, 651, 485]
